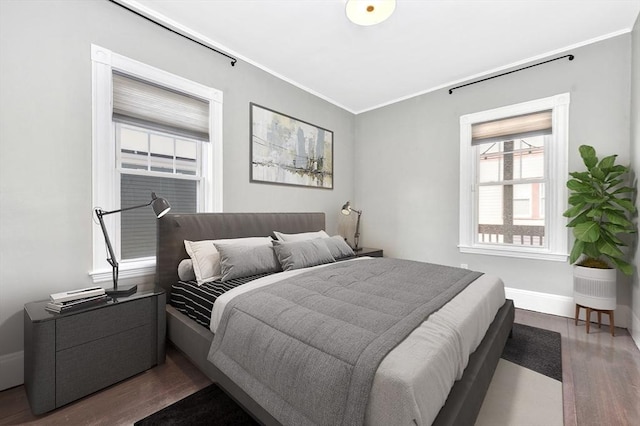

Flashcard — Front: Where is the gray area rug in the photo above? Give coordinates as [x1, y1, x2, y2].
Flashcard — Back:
[502, 323, 562, 381]
[136, 323, 561, 425]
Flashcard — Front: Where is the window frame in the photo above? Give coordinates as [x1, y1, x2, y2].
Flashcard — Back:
[90, 44, 223, 282]
[459, 93, 569, 261]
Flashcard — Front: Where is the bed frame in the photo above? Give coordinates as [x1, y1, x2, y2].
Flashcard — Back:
[156, 212, 514, 426]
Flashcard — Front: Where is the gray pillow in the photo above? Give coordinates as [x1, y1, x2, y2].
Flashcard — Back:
[322, 236, 355, 260]
[272, 239, 336, 271]
[213, 243, 281, 282]
[177, 258, 196, 281]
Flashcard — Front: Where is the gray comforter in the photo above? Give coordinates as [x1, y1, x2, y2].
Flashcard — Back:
[207, 258, 482, 426]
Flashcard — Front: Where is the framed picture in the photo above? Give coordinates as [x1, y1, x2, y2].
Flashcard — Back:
[250, 103, 333, 189]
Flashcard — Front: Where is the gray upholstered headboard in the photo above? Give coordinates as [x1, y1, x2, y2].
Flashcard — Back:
[155, 212, 326, 297]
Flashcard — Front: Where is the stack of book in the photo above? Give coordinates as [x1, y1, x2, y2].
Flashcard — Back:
[46, 286, 108, 313]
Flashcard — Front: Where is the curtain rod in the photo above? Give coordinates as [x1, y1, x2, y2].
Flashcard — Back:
[109, 0, 238, 67]
[448, 54, 574, 94]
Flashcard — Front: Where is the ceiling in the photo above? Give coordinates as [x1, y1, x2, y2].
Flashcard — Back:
[121, 0, 640, 114]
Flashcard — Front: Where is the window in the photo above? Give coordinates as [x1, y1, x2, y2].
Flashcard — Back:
[91, 45, 223, 282]
[459, 94, 569, 261]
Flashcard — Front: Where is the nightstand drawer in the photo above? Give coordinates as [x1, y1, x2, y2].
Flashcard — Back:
[56, 298, 153, 350]
[56, 324, 154, 406]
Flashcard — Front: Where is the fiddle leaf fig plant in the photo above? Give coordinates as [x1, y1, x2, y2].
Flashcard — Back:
[564, 145, 636, 275]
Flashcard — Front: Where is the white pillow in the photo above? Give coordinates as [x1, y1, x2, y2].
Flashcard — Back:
[184, 237, 272, 285]
[273, 230, 330, 242]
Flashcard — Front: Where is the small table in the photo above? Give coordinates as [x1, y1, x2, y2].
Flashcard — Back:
[24, 287, 166, 414]
[354, 247, 383, 257]
[574, 304, 615, 336]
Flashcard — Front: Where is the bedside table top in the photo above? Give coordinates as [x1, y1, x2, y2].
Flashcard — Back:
[354, 247, 383, 257]
[25, 286, 165, 323]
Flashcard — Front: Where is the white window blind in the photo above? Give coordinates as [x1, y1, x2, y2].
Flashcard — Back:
[112, 72, 210, 141]
[472, 110, 552, 145]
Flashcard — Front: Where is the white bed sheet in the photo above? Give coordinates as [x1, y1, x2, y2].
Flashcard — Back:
[210, 258, 505, 426]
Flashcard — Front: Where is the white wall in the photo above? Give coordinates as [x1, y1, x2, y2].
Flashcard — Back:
[0, 0, 355, 389]
[630, 15, 640, 350]
[354, 35, 633, 316]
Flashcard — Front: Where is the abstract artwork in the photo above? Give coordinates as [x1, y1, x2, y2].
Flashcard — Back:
[250, 103, 333, 189]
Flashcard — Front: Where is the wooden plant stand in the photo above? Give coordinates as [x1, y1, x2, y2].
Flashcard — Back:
[575, 304, 615, 336]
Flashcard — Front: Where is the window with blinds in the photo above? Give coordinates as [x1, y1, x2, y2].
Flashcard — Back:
[459, 94, 569, 261]
[91, 44, 222, 282]
[113, 73, 209, 261]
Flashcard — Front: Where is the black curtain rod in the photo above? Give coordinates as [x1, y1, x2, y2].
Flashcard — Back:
[108, 0, 237, 66]
[448, 54, 574, 94]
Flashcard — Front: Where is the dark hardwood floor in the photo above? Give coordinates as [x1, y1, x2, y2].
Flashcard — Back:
[1, 309, 639, 425]
[0, 344, 211, 425]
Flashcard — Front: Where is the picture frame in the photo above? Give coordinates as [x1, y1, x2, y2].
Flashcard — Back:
[250, 103, 333, 189]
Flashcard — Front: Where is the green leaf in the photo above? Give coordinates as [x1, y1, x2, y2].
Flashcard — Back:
[568, 194, 587, 206]
[601, 203, 621, 211]
[573, 221, 600, 242]
[612, 186, 636, 195]
[566, 211, 590, 227]
[597, 155, 617, 171]
[583, 242, 601, 259]
[605, 178, 624, 189]
[569, 240, 585, 264]
[609, 165, 628, 173]
[567, 179, 593, 193]
[597, 238, 624, 258]
[579, 145, 597, 169]
[607, 257, 634, 276]
[586, 209, 603, 220]
[569, 171, 591, 182]
[601, 222, 632, 235]
[590, 167, 605, 181]
[611, 198, 637, 213]
[600, 230, 626, 246]
[563, 203, 586, 218]
[605, 210, 633, 227]
[583, 194, 605, 204]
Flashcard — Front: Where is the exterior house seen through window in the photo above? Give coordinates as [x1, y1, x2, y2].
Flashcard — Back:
[459, 94, 570, 261]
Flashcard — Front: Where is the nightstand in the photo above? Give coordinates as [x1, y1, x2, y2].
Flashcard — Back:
[355, 247, 383, 257]
[23, 287, 166, 415]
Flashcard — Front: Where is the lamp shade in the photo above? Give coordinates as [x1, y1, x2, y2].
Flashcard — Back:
[345, 0, 396, 26]
[341, 201, 352, 215]
[151, 192, 171, 218]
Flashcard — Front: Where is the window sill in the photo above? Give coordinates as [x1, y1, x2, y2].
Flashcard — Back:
[89, 258, 156, 283]
[458, 245, 568, 262]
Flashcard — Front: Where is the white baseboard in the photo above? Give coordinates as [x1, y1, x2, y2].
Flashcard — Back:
[505, 287, 631, 329]
[0, 350, 24, 391]
[631, 309, 640, 352]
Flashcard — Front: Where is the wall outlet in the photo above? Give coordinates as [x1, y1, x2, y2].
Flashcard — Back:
[460, 263, 469, 269]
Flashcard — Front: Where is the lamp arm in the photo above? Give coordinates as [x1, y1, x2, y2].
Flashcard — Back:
[95, 209, 119, 286]
[97, 200, 153, 216]
[354, 211, 362, 250]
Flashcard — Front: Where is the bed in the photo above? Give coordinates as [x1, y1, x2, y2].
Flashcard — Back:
[156, 212, 514, 426]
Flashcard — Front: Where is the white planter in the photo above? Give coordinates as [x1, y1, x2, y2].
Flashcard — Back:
[573, 265, 617, 310]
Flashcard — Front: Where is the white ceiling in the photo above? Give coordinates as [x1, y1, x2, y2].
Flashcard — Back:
[121, 0, 640, 114]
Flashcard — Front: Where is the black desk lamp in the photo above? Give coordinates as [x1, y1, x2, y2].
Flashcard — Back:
[341, 201, 363, 251]
[95, 192, 171, 296]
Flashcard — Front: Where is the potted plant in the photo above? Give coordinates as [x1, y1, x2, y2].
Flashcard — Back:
[564, 145, 636, 310]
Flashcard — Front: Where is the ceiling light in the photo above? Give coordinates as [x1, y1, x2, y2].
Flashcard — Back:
[345, 0, 396, 26]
